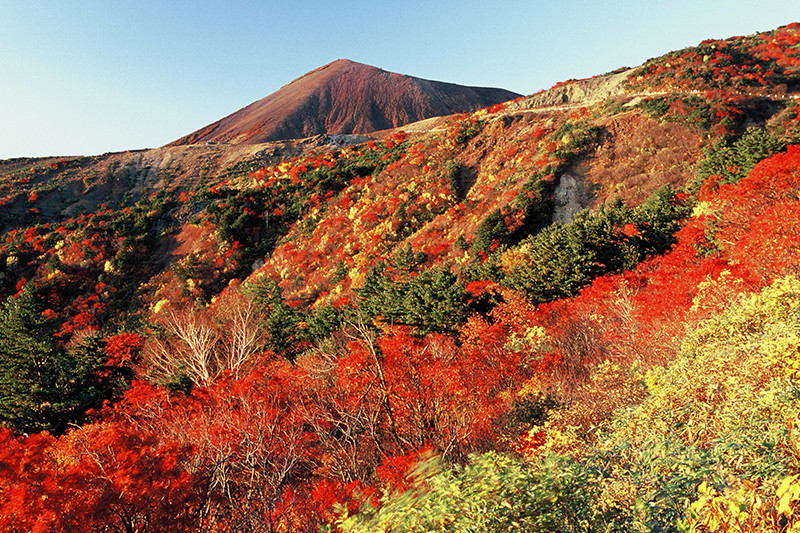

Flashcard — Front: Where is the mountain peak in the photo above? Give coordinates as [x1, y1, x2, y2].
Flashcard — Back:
[287, 58, 364, 80]
[168, 61, 520, 146]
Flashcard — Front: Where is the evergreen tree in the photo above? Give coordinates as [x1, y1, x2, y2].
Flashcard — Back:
[0, 289, 106, 434]
[358, 263, 467, 335]
[247, 278, 306, 360]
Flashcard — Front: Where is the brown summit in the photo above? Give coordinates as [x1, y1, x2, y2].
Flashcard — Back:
[169, 59, 521, 146]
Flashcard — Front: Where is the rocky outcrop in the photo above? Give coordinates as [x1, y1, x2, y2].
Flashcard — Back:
[553, 171, 592, 225]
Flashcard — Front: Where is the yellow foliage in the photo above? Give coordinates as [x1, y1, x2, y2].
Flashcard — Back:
[605, 275, 800, 457]
[691, 200, 716, 218]
[685, 275, 800, 378]
[348, 267, 366, 289]
[499, 242, 532, 273]
[538, 412, 585, 457]
[516, 376, 544, 400]
[374, 218, 394, 236]
[544, 360, 646, 444]
[503, 323, 546, 354]
[152, 299, 170, 314]
[689, 270, 743, 315]
[327, 284, 343, 299]
[685, 475, 800, 532]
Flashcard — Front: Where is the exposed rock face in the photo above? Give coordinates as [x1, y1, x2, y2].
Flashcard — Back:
[553, 171, 592, 225]
[169, 59, 520, 146]
[508, 69, 633, 111]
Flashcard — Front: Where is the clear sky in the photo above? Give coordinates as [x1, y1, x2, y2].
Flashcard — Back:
[1, 0, 798, 159]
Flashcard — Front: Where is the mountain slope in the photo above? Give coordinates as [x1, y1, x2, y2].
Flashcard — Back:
[626, 22, 800, 93]
[168, 59, 521, 146]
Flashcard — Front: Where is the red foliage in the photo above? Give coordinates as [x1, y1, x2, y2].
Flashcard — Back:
[14, 278, 27, 295]
[4, 107, 800, 531]
[110, 364, 325, 530]
[627, 24, 800, 94]
[0, 424, 205, 533]
[707, 144, 800, 280]
[621, 222, 640, 237]
[104, 332, 144, 367]
[375, 447, 432, 493]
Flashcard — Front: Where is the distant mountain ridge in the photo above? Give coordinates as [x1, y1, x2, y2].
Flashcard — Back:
[168, 59, 521, 146]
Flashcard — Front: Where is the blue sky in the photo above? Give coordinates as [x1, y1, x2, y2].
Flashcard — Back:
[1, 1, 798, 159]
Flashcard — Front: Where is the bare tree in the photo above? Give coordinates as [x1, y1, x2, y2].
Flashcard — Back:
[145, 305, 220, 386]
[216, 291, 270, 378]
[144, 285, 274, 386]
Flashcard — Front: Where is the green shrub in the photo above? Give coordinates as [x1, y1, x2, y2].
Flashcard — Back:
[338, 451, 599, 533]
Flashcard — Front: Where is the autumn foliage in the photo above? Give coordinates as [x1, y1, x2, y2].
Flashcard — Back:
[3, 22, 800, 532]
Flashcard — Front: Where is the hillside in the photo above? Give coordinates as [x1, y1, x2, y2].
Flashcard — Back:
[2, 23, 800, 533]
[169, 59, 521, 145]
[0, 134, 370, 233]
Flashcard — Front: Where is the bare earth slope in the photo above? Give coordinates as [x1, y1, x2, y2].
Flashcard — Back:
[168, 59, 521, 146]
[507, 69, 634, 111]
